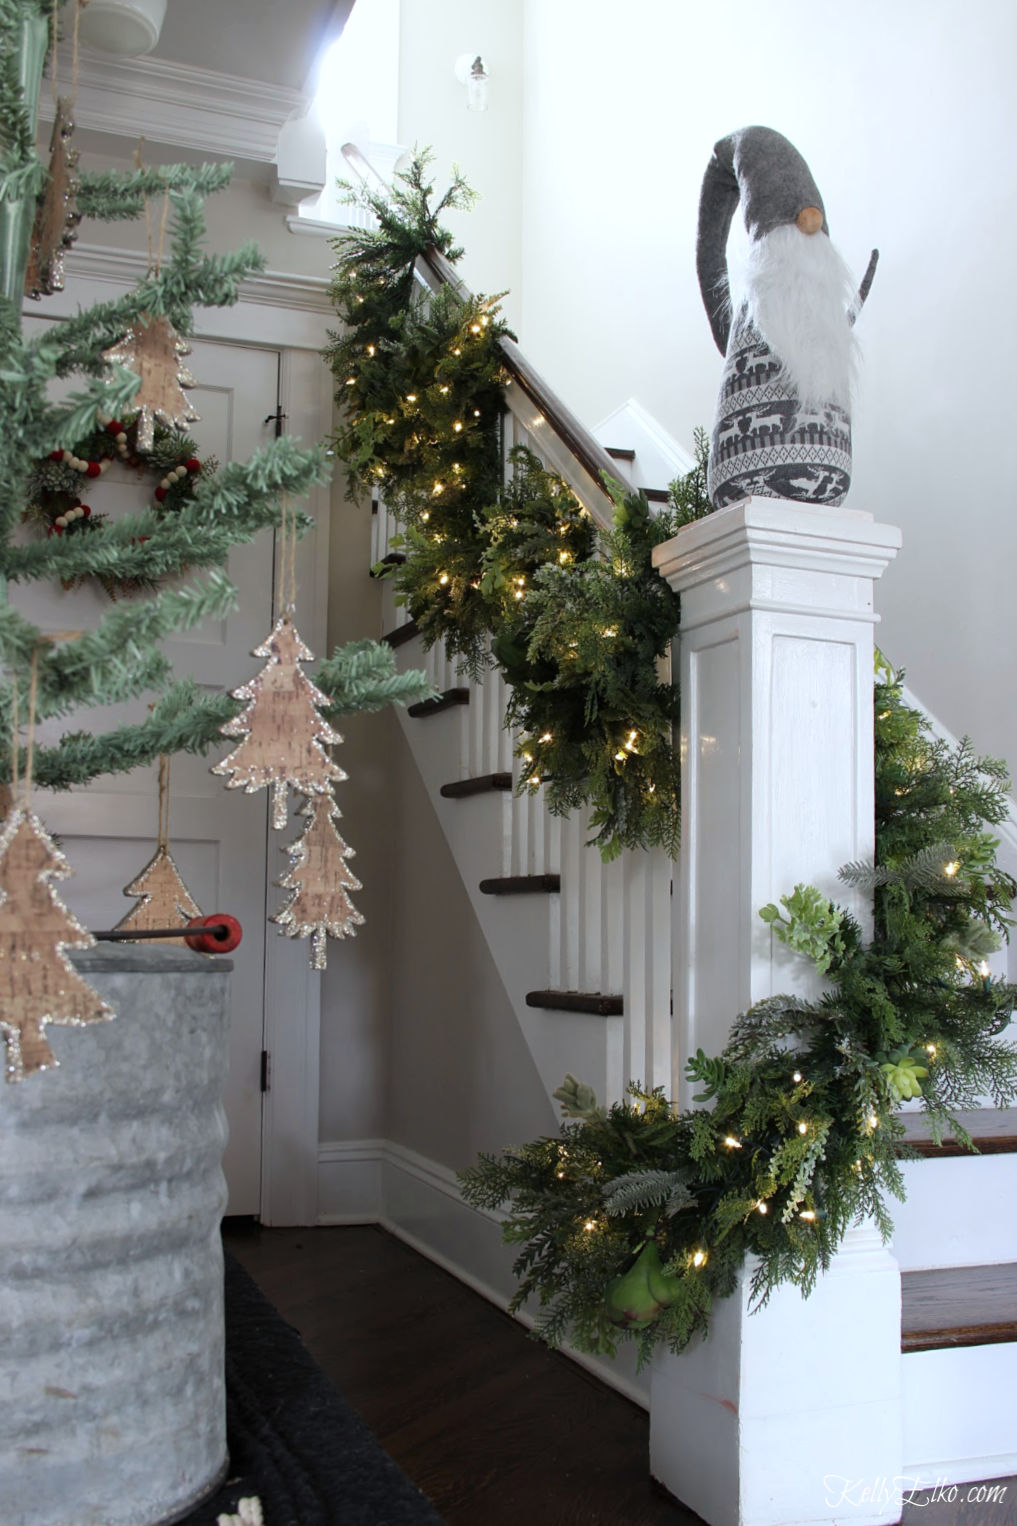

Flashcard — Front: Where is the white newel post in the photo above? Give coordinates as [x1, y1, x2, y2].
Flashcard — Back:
[650, 498, 904, 1526]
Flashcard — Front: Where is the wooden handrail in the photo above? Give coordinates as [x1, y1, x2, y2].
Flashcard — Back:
[414, 245, 623, 515]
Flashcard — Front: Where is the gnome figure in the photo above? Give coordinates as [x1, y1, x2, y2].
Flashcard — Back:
[697, 126, 878, 509]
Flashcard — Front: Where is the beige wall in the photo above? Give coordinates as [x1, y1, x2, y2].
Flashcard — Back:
[383, 732, 558, 1166]
[71, 147, 332, 280]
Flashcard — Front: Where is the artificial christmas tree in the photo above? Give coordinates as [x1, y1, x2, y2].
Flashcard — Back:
[0, 6, 430, 1523]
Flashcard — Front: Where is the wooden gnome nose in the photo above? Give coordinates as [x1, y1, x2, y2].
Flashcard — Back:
[796, 205, 824, 234]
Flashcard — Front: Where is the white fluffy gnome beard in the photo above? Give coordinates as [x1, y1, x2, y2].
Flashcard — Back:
[744, 224, 859, 412]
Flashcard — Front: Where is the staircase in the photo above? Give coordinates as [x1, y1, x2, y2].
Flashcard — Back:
[896, 1110, 1017, 1484]
[368, 243, 1017, 1498]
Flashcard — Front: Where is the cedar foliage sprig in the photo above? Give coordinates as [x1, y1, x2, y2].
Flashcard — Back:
[325, 154, 704, 856]
[459, 663, 1017, 1363]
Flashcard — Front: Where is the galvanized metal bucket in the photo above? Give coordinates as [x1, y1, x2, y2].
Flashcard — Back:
[0, 943, 233, 1526]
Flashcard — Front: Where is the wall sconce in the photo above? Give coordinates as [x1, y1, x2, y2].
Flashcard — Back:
[454, 53, 489, 112]
[77, 0, 167, 56]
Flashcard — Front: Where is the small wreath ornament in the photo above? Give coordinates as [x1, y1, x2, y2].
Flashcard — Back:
[26, 411, 209, 598]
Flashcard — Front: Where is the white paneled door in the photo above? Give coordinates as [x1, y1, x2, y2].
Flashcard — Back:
[14, 332, 286, 1214]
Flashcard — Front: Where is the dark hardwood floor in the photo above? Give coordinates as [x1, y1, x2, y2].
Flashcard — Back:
[223, 1223, 1017, 1526]
[223, 1222, 697, 1526]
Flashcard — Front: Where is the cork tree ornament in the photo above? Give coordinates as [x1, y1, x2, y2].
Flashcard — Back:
[24, 97, 81, 301]
[114, 845, 202, 945]
[273, 789, 363, 970]
[213, 615, 346, 829]
[113, 755, 202, 943]
[102, 313, 199, 451]
[0, 808, 112, 1082]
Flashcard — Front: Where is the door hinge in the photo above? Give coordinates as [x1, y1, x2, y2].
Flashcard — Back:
[260, 1050, 270, 1093]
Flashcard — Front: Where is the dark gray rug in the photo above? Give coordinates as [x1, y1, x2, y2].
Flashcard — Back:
[182, 1254, 447, 1525]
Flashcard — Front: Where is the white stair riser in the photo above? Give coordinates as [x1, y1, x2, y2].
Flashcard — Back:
[902, 1343, 1017, 1484]
[894, 1157, 1017, 1270]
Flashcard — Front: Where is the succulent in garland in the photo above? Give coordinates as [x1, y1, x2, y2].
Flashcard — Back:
[326, 154, 708, 857]
[459, 661, 1017, 1364]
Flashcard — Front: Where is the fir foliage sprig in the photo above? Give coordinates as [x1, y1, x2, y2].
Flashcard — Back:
[326, 154, 704, 857]
[459, 664, 1017, 1363]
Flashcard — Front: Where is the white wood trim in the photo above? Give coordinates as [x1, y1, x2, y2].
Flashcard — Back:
[41, 50, 305, 166]
[258, 346, 334, 1227]
[44, 245, 333, 352]
[316, 1136, 651, 1409]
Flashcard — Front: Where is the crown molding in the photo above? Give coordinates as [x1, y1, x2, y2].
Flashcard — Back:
[26, 243, 334, 349]
[62, 243, 331, 312]
[39, 48, 307, 165]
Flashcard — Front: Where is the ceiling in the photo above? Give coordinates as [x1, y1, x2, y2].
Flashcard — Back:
[110, 0, 353, 93]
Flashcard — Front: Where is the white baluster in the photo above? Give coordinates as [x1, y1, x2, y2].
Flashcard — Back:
[621, 848, 673, 1094]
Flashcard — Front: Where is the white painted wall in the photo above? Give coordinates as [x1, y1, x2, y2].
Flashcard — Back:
[516, 0, 1017, 783]
[397, 0, 525, 328]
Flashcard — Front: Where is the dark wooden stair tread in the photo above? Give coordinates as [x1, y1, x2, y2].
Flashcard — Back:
[407, 688, 469, 718]
[382, 619, 419, 648]
[642, 487, 669, 504]
[897, 1108, 1017, 1158]
[479, 875, 560, 895]
[370, 552, 406, 576]
[526, 990, 624, 1016]
[440, 773, 513, 799]
[901, 1264, 1017, 1352]
[605, 446, 636, 462]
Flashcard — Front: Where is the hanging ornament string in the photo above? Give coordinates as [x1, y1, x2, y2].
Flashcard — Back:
[50, 0, 59, 106]
[157, 752, 171, 850]
[50, 0, 87, 107]
[9, 671, 19, 804]
[135, 143, 171, 277]
[71, 0, 87, 104]
[275, 493, 298, 618]
[23, 646, 40, 811]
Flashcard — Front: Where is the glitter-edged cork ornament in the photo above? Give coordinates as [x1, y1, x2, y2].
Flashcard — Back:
[102, 313, 199, 451]
[273, 790, 363, 970]
[213, 616, 346, 830]
[0, 808, 113, 1082]
[24, 98, 81, 301]
[114, 754, 202, 944]
[114, 844, 202, 946]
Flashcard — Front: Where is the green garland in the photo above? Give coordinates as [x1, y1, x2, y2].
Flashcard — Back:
[325, 155, 705, 858]
[459, 660, 1017, 1364]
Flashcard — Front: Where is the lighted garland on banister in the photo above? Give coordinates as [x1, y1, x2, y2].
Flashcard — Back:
[325, 155, 710, 859]
[458, 661, 1017, 1362]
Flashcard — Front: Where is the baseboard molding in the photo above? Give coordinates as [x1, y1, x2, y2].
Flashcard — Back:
[317, 1138, 385, 1224]
[317, 1136, 649, 1408]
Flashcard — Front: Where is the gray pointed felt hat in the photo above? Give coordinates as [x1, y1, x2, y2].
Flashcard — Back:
[697, 126, 874, 510]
